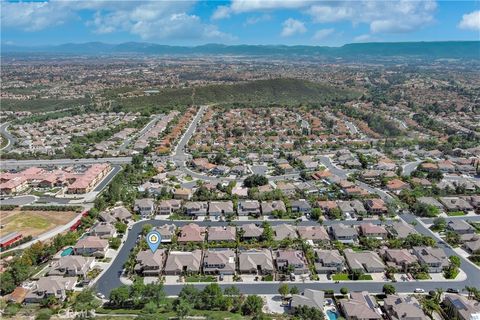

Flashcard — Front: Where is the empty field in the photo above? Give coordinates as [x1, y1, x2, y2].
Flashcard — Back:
[0, 210, 78, 238]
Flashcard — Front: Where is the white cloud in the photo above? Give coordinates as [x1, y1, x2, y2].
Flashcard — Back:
[312, 28, 335, 41]
[281, 18, 307, 37]
[307, 0, 436, 33]
[214, 0, 437, 34]
[244, 14, 272, 26]
[212, 5, 231, 20]
[354, 34, 375, 42]
[2, 0, 233, 42]
[458, 10, 480, 31]
[1, 1, 74, 31]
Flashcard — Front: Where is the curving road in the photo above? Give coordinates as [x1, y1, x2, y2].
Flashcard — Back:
[0, 122, 16, 152]
[95, 215, 480, 297]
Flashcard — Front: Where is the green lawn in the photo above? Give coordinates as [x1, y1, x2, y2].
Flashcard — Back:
[332, 273, 350, 281]
[332, 273, 373, 281]
[447, 211, 466, 216]
[413, 272, 431, 280]
[185, 275, 217, 282]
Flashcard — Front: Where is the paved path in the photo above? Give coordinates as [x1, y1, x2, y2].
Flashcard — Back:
[0, 122, 15, 151]
[95, 214, 480, 296]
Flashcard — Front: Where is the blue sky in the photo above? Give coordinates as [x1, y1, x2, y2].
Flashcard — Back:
[2, 0, 479, 46]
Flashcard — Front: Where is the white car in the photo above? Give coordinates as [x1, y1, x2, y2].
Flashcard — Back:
[414, 288, 425, 293]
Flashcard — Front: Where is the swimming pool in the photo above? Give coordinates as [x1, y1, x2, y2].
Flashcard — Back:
[61, 247, 73, 257]
[327, 310, 338, 320]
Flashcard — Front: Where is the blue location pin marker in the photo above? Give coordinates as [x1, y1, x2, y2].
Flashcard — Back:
[146, 230, 161, 253]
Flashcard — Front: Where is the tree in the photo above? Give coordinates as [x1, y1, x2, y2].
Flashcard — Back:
[243, 174, 268, 188]
[449, 255, 461, 268]
[142, 224, 153, 235]
[35, 308, 53, 320]
[142, 301, 157, 314]
[109, 237, 121, 250]
[143, 282, 165, 307]
[178, 284, 199, 305]
[290, 286, 300, 295]
[109, 285, 130, 307]
[293, 305, 325, 320]
[340, 287, 349, 295]
[0, 272, 16, 294]
[74, 289, 101, 311]
[242, 295, 264, 316]
[383, 284, 396, 295]
[198, 283, 225, 310]
[431, 217, 446, 231]
[278, 283, 289, 298]
[176, 299, 192, 319]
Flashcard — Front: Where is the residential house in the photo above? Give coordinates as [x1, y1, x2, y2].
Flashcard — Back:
[164, 250, 202, 275]
[261, 200, 286, 215]
[316, 200, 338, 215]
[24, 276, 77, 303]
[177, 223, 206, 243]
[340, 291, 382, 320]
[359, 223, 388, 240]
[388, 221, 418, 239]
[184, 201, 208, 217]
[275, 249, 309, 274]
[291, 289, 324, 310]
[111, 206, 132, 222]
[99, 211, 116, 224]
[73, 236, 109, 258]
[173, 188, 192, 200]
[156, 224, 176, 243]
[134, 198, 156, 218]
[238, 200, 261, 216]
[273, 224, 297, 241]
[48, 256, 94, 277]
[238, 249, 274, 275]
[203, 249, 236, 275]
[314, 249, 345, 274]
[297, 226, 330, 244]
[386, 179, 410, 194]
[380, 249, 418, 272]
[337, 200, 367, 218]
[330, 224, 359, 243]
[135, 249, 166, 276]
[365, 199, 388, 215]
[208, 226, 236, 242]
[158, 199, 182, 215]
[240, 223, 264, 241]
[439, 197, 473, 213]
[383, 295, 428, 320]
[417, 197, 444, 210]
[90, 222, 116, 239]
[463, 236, 480, 254]
[412, 246, 449, 273]
[444, 294, 480, 320]
[291, 199, 312, 214]
[447, 220, 475, 235]
[344, 249, 386, 273]
[208, 201, 234, 218]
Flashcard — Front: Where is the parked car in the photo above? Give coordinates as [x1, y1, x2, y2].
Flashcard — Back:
[446, 288, 460, 293]
[414, 288, 425, 293]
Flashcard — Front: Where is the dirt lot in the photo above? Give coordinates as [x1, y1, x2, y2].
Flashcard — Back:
[0, 210, 78, 238]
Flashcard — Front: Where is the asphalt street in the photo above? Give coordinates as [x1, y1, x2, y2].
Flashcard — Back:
[0, 122, 16, 152]
[0, 195, 36, 206]
[95, 215, 480, 296]
[119, 114, 164, 151]
[0, 157, 132, 170]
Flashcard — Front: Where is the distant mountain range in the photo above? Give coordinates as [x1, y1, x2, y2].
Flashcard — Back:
[2, 41, 479, 59]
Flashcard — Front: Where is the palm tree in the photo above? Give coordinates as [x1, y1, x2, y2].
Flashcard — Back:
[421, 297, 440, 317]
[434, 288, 444, 304]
